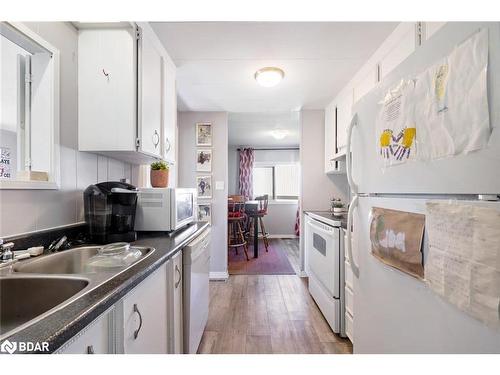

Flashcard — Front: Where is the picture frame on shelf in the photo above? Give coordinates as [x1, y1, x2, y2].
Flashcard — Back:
[196, 175, 212, 199]
[197, 203, 212, 224]
[196, 122, 212, 146]
[196, 149, 212, 172]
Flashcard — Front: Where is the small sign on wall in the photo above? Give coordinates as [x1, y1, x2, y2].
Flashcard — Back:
[0, 147, 12, 179]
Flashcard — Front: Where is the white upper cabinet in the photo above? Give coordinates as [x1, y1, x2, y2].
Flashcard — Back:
[424, 22, 446, 41]
[139, 29, 163, 158]
[324, 22, 437, 175]
[378, 22, 416, 80]
[324, 101, 336, 173]
[163, 58, 177, 163]
[77, 23, 177, 165]
[335, 88, 353, 153]
[353, 67, 377, 105]
[78, 27, 137, 153]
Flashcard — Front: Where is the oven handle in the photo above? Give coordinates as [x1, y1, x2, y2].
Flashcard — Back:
[346, 194, 360, 278]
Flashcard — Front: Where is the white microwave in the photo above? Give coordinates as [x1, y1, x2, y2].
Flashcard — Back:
[134, 188, 197, 232]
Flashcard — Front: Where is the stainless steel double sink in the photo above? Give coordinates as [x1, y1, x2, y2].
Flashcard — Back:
[0, 245, 154, 339]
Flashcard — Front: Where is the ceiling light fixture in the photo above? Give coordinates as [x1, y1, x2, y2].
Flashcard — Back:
[254, 67, 285, 87]
[270, 129, 288, 140]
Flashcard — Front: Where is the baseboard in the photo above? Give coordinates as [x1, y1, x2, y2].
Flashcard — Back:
[297, 270, 308, 278]
[209, 271, 229, 281]
[262, 234, 299, 239]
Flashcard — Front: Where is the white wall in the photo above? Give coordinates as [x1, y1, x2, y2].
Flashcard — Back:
[0, 22, 132, 237]
[228, 145, 238, 195]
[299, 109, 349, 270]
[177, 111, 228, 277]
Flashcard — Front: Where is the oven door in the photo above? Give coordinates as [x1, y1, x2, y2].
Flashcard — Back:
[172, 188, 196, 230]
[306, 216, 340, 298]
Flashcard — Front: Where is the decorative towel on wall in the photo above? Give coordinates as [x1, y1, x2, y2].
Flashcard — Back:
[238, 148, 254, 200]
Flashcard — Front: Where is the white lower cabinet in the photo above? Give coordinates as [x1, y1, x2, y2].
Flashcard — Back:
[343, 229, 354, 344]
[167, 251, 183, 353]
[57, 307, 115, 354]
[58, 254, 185, 354]
[116, 263, 168, 354]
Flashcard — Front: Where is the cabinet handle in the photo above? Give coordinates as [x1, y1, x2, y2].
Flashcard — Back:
[164, 137, 171, 154]
[175, 264, 182, 288]
[133, 303, 143, 340]
[152, 130, 160, 149]
[87, 345, 94, 354]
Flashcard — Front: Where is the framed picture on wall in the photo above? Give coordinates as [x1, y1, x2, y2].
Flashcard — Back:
[196, 149, 212, 172]
[197, 203, 212, 224]
[196, 122, 212, 146]
[196, 175, 212, 199]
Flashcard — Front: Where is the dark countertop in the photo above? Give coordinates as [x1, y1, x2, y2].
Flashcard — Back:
[2, 221, 209, 353]
[305, 211, 348, 230]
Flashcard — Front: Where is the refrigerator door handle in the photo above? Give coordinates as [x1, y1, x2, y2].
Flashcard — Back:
[347, 194, 360, 278]
[346, 113, 359, 194]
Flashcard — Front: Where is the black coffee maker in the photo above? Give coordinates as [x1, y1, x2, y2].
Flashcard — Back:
[84, 181, 138, 244]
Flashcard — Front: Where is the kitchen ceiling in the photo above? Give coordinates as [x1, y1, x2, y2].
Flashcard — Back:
[151, 22, 398, 113]
[228, 112, 300, 147]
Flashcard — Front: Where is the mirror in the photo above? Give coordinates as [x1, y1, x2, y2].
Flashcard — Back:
[0, 22, 59, 189]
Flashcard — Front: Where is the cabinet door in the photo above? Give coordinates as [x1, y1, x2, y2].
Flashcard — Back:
[379, 23, 416, 80]
[120, 264, 168, 354]
[167, 252, 183, 353]
[353, 67, 377, 105]
[57, 308, 114, 354]
[335, 89, 353, 152]
[324, 102, 336, 173]
[163, 59, 177, 164]
[139, 29, 163, 157]
[425, 22, 446, 41]
[78, 28, 137, 152]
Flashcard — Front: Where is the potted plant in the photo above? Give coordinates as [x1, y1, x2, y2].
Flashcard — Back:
[330, 198, 345, 215]
[150, 160, 169, 188]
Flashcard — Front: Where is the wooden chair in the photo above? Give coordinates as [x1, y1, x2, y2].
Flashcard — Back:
[248, 194, 270, 252]
[228, 195, 249, 261]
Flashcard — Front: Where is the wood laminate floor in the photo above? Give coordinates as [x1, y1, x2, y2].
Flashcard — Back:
[198, 274, 353, 354]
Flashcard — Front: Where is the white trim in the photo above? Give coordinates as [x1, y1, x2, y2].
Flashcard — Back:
[297, 270, 308, 278]
[268, 199, 298, 205]
[263, 234, 299, 239]
[1, 22, 60, 190]
[209, 271, 229, 281]
[0, 180, 58, 190]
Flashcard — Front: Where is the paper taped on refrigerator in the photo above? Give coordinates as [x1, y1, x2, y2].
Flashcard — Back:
[425, 201, 500, 328]
[414, 28, 490, 160]
[375, 79, 417, 167]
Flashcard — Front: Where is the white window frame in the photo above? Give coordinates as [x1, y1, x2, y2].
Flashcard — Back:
[0, 22, 60, 190]
[253, 161, 299, 203]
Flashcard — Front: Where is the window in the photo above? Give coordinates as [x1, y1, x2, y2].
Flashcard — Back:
[0, 22, 59, 189]
[253, 163, 299, 200]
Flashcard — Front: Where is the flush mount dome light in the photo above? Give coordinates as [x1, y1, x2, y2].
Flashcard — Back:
[270, 129, 288, 140]
[254, 67, 285, 87]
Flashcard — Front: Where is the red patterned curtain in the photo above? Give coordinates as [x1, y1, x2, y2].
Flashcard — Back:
[294, 199, 301, 236]
[238, 148, 254, 200]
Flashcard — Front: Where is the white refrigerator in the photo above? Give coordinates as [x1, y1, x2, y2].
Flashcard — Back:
[346, 22, 500, 353]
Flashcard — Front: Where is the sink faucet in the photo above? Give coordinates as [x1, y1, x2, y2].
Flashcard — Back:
[48, 235, 70, 252]
[0, 239, 14, 263]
